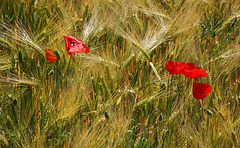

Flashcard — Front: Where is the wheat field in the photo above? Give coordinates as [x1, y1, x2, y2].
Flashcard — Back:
[0, 0, 240, 147]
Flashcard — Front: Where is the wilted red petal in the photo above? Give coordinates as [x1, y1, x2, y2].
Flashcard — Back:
[45, 49, 57, 62]
[165, 60, 186, 74]
[182, 62, 207, 78]
[63, 36, 89, 55]
[193, 82, 212, 99]
[27, 85, 32, 89]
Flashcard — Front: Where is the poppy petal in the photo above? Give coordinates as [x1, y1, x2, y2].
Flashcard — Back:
[193, 82, 212, 99]
[165, 60, 174, 74]
[45, 49, 57, 62]
[63, 36, 89, 55]
[182, 62, 207, 78]
[68, 43, 89, 55]
[183, 69, 207, 78]
[165, 60, 186, 74]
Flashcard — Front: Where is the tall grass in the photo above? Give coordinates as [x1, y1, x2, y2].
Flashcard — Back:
[0, 0, 240, 147]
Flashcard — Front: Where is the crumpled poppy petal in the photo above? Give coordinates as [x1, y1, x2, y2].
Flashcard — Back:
[182, 62, 207, 78]
[193, 82, 212, 99]
[63, 36, 89, 55]
[45, 49, 57, 62]
[165, 60, 186, 74]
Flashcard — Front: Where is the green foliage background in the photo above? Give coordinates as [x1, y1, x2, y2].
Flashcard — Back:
[0, 0, 240, 147]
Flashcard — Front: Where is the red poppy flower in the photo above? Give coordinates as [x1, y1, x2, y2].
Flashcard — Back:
[182, 62, 207, 78]
[45, 49, 57, 61]
[165, 60, 186, 74]
[193, 82, 212, 99]
[63, 36, 89, 55]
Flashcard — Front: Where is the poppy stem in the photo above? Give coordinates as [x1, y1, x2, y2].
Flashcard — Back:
[63, 55, 72, 75]
[164, 73, 171, 109]
[200, 99, 204, 119]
